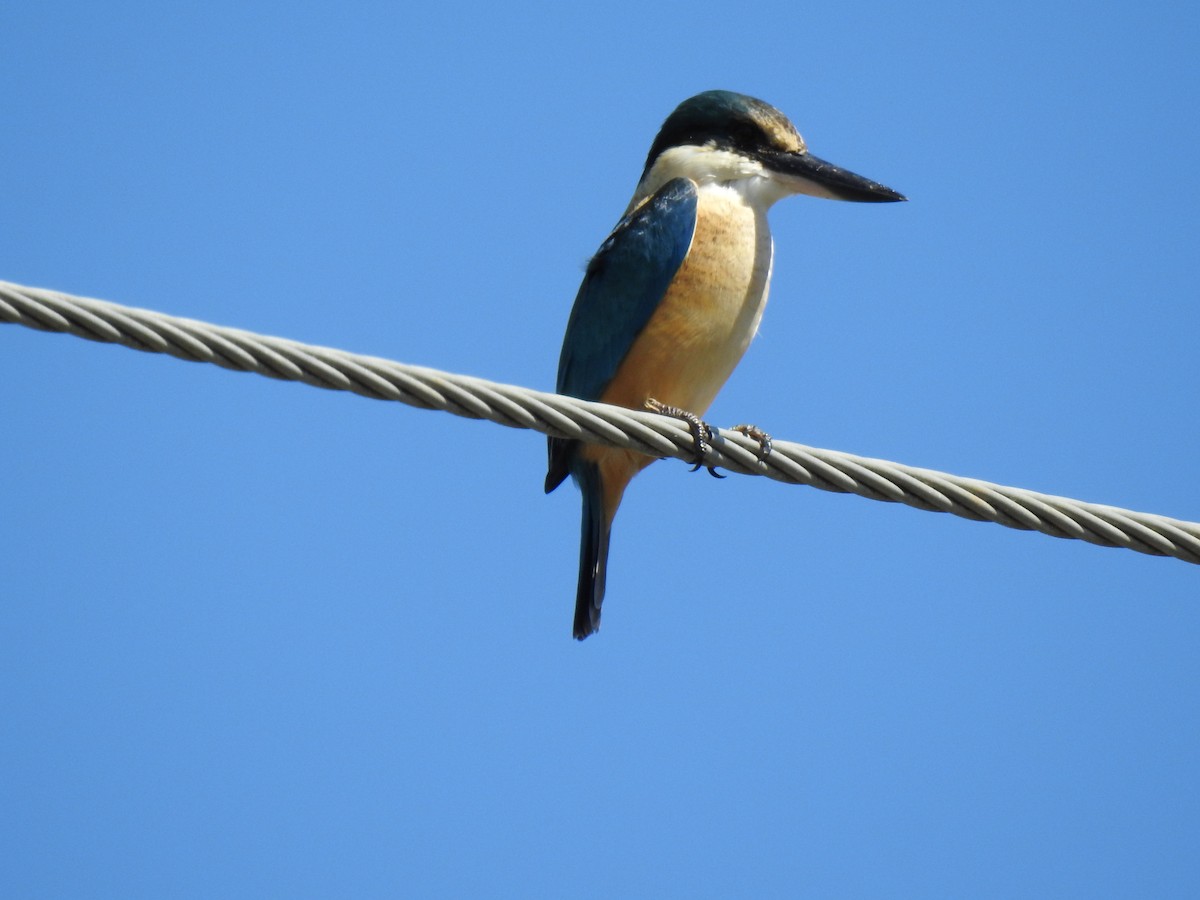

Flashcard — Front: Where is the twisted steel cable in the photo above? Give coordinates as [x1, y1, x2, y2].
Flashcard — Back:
[3, 279, 1198, 565]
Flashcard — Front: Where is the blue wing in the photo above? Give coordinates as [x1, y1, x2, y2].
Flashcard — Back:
[555, 177, 698, 401]
[545, 177, 698, 493]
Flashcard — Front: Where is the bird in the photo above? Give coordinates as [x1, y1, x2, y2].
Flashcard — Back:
[545, 90, 905, 639]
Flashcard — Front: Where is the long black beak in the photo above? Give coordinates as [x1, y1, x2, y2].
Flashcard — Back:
[764, 150, 906, 202]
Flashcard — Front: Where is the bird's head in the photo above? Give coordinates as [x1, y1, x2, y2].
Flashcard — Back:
[635, 90, 905, 208]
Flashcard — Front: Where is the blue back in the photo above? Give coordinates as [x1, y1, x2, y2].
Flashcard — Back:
[545, 177, 698, 493]
[555, 177, 698, 402]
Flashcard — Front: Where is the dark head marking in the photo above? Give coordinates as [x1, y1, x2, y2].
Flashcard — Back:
[641, 90, 804, 180]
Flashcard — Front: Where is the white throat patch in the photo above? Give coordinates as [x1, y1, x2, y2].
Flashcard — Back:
[631, 144, 794, 213]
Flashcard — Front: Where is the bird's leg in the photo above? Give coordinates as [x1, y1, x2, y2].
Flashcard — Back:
[644, 398, 724, 478]
[729, 424, 773, 461]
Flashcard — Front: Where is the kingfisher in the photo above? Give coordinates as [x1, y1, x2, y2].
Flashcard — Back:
[546, 90, 904, 639]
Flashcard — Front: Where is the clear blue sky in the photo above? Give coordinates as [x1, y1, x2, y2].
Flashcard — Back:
[3, 2, 1199, 896]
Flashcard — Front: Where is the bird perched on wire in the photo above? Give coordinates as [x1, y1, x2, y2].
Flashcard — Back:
[546, 90, 905, 639]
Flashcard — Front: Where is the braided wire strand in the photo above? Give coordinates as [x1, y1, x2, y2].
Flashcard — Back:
[3, 279, 1198, 565]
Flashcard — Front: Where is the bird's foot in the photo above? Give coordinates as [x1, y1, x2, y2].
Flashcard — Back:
[644, 398, 724, 478]
[729, 424, 773, 461]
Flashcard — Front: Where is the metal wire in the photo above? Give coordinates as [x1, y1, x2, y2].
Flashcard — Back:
[3, 278, 1198, 564]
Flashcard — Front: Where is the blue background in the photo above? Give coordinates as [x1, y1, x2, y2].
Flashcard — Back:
[3, 2, 1198, 896]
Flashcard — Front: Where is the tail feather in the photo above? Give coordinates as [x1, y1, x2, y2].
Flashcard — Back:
[573, 460, 610, 640]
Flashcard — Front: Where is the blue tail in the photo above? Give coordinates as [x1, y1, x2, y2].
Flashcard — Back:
[572, 460, 610, 640]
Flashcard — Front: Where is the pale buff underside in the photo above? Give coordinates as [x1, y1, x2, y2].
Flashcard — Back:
[581, 181, 775, 522]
